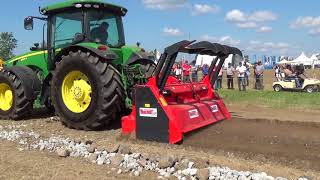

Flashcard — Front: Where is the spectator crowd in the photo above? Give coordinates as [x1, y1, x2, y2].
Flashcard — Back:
[171, 59, 266, 91]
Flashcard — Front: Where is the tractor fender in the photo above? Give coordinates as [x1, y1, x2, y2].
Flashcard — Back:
[55, 45, 118, 62]
[4, 66, 41, 100]
[126, 51, 155, 65]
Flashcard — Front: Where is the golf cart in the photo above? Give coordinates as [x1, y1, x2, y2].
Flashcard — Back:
[273, 65, 320, 93]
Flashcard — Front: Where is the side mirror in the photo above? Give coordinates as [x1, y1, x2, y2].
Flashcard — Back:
[24, 17, 33, 30]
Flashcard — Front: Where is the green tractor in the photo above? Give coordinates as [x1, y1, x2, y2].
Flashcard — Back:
[0, 0, 156, 130]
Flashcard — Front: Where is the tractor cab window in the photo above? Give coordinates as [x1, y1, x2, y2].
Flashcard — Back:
[53, 12, 83, 48]
[88, 11, 125, 47]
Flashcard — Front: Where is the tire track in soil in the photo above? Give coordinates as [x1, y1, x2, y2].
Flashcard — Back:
[182, 118, 320, 171]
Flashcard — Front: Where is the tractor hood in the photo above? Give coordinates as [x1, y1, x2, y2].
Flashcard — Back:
[121, 46, 155, 65]
[6, 50, 47, 65]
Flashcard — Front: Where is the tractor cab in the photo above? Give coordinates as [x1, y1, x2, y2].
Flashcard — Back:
[23, 0, 127, 70]
[122, 40, 243, 144]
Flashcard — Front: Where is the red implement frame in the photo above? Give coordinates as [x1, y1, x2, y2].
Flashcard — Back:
[122, 40, 242, 144]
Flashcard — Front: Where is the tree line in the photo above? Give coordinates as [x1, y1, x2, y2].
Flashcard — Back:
[0, 32, 17, 61]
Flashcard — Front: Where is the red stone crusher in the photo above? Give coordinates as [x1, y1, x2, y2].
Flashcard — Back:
[122, 40, 242, 144]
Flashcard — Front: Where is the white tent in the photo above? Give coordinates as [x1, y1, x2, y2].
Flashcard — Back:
[196, 55, 215, 66]
[310, 54, 320, 65]
[196, 54, 234, 68]
[277, 59, 289, 64]
[291, 52, 313, 66]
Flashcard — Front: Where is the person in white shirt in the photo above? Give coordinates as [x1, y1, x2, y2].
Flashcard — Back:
[226, 63, 235, 89]
[236, 62, 247, 91]
[174, 64, 182, 80]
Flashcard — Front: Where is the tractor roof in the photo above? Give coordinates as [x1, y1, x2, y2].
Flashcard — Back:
[41, 0, 127, 16]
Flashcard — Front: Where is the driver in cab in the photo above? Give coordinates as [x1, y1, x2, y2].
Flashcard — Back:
[91, 22, 109, 44]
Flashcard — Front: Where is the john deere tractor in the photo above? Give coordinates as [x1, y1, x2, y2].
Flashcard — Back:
[0, 0, 155, 130]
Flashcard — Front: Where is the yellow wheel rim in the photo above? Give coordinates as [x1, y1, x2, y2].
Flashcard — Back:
[0, 83, 13, 111]
[61, 71, 92, 113]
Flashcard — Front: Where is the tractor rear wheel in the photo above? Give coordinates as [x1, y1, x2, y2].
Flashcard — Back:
[51, 50, 125, 130]
[0, 70, 33, 119]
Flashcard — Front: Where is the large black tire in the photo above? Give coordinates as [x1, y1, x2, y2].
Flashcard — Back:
[51, 50, 125, 130]
[0, 70, 33, 119]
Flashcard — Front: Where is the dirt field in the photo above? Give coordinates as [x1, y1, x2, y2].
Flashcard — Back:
[1, 105, 320, 179]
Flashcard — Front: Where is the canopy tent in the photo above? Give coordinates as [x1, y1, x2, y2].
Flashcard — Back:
[196, 54, 216, 66]
[310, 54, 320, 65]
[277, 59, 289, 64]
[196, 54, 245, 68]
[290, 52, 313, 66]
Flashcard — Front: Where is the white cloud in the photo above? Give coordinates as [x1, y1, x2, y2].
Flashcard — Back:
[257, 26, 272, 33]
[249, 40, 260, 45]
[237, 22, 258, 29]
[225, 9, 246, 22]
[259, 48, 268, 52]
[262, 42, 290, 49]
[163, 27, 183, 36]
[248, 11, 277, 22]
[309, 28, 320, 36]
[290, 16, 320, 28]
[226, 9, 276, 32]
[142, 0, 187, 10]
[219, 36, 241, 45]
[290, 16, 320, 36]
[226, 9, 277, 23]
[201, 34, 240, 46]
[247, 40, 293, 55]
[192, 4, 220, 15]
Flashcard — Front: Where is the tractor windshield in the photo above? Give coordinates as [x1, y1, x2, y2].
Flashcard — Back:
[53, 11, 83, 48]
[88, 11, 125, 48]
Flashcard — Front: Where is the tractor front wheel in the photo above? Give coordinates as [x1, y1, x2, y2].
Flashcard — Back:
[51, 51, 125, 130]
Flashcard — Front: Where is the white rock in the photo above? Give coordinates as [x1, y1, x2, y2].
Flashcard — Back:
[57, 148, 70, 157]
[134, 171, 140, 176]
[188, 162, 195, 169]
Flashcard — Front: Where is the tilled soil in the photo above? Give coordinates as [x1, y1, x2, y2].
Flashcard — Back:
[183, 118, 320, 171]
[1, 107, 320, 179]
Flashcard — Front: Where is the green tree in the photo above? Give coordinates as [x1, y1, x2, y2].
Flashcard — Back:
[0, 32, 18, 60]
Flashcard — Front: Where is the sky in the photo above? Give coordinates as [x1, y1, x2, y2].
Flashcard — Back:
[0, 0, 319, 59]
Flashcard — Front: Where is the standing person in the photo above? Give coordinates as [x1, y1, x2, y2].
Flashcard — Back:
[190, 60, 198, 82]
[244, 62, 250, 86]
[274, 65, 281, 81]
[236, 62, 246, 91]
[202, 64, 209, 78]
[172, 63, 178, 76]
[255, 60, 265, 90]
[216, 68, 224, 89]
[253, 62, 257, 89]
[174, 64, 182, 80]
[182, 60, 191, 82]
[226, 63, 235, 89]
[284, 64, 301, 88]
